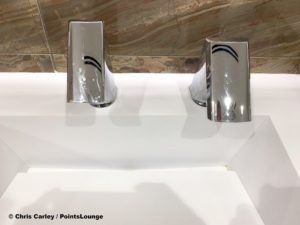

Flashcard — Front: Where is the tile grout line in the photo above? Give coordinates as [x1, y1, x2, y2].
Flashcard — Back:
[251, 56, 300, 59]
[110, 55, 300, 59]
[0, 54, 300, 59]
[34, 0, 56, 72]
[0, 53, 52, 56]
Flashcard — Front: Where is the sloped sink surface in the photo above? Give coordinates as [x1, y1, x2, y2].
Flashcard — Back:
[0, 73, 299, 225]
[0, 168, 264, 225]
[0, 115, 264, 168]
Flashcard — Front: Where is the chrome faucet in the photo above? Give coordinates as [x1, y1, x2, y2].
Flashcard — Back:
[189, 39, 251, 122]
[67, 21, 117, 107]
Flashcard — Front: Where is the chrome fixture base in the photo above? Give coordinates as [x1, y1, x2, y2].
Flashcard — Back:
[190, 39, 251, 122]
[67, 21, 117, 108]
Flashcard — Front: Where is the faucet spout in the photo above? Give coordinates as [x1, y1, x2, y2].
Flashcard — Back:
[67, 21, 117, 107]
[190, 39, 251, 122]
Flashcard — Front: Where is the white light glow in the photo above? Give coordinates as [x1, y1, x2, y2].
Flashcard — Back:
[240, 105, 244, 114]
[224, 97, 232, 110]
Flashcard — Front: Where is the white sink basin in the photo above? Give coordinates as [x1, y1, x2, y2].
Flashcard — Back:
[0, 73, 299, 225]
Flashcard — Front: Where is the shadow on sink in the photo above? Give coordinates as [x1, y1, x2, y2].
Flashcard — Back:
[11, 183, 206, 225]
[6, 182, 275, 225]
[229, 116, 300, 225]
[257, 184, 300, 225]
[64, 79, 146, 127]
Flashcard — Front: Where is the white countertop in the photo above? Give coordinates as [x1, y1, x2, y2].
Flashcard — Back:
[0, 73, 299, 175]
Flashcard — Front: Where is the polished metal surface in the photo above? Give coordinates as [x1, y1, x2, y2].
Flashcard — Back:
[190, 39, 251, 122]
[67, 21, 117, 107]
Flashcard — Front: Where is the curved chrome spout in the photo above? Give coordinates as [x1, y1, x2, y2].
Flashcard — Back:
[190, 39, 251, 122]
[67, 21, 117, 107]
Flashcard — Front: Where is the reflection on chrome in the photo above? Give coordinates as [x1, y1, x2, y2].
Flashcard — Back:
[67, 21, 117, 108]
[189, 39, 251, 122]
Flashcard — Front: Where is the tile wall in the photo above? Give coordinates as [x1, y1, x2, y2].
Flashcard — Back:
[1, 0, 299, 73]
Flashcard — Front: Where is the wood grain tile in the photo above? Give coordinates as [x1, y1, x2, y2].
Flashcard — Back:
[251, 57, 300, 74]
[173, 0, 300, 57]
[138, 0, 180, 55]
[53, 54, 300, 74]
[53, 54, 67, 72]
[38, 0, 148, 55]
[53, 54, 199, 73]
[0, 55, 53, 72]
[0, 0, 49, 54]
[111, 55, 200, 73]
[39, 0, 300, 57]
[2, 0, 299, 73]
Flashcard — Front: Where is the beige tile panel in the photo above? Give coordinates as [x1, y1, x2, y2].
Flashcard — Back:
[0, 55, 53, 72]
[0, 0, 49, 54]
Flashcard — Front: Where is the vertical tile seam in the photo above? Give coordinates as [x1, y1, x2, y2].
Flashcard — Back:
[34, 0, 56, 72]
